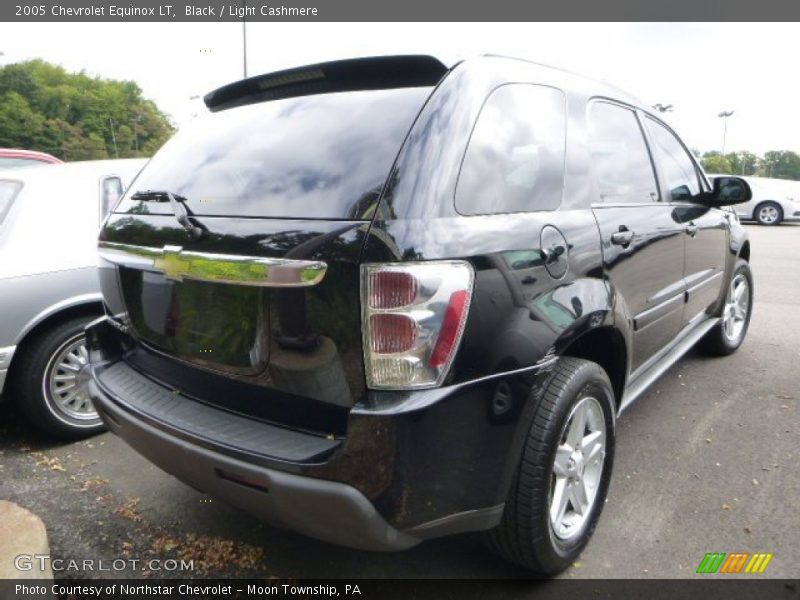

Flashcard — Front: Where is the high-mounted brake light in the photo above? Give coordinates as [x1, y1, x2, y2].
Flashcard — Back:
[361, 261, 474, 389]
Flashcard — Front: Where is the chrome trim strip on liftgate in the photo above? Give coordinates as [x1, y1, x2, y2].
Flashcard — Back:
[98, 241, 327, 287]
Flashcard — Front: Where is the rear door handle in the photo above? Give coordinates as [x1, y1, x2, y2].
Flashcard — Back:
[610, 228, 635, 247]
[685, 223, 699, 237]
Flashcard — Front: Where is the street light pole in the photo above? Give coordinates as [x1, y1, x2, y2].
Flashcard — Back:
[718, 110, 734, 157]
[242, 1, 248, 78]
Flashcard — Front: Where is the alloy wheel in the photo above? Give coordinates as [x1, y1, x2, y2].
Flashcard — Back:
[722, 273, 750, 343]
[758, 205, 780, 224]
[549, 396, 607, 541]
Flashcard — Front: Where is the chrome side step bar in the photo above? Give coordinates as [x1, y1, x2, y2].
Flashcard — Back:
[619, 317, 719, 415]
[98, 241, 327, 287]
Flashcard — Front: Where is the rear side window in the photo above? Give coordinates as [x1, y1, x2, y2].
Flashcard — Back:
[0, 157, 43, 169]
[588, 102, 658, 204]
[0, 180, 23, 225]
[456, 84, 566, 215]
[115, 88, 432, 220]
[645, 117, 703, 202]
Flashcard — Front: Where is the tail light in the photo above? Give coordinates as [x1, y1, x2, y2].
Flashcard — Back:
[361, 261, 474, 389]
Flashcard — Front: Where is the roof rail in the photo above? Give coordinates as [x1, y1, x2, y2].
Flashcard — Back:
[204, 55, 449, 112]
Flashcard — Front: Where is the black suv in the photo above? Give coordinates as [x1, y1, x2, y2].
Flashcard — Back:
[87, 55, 753, 574]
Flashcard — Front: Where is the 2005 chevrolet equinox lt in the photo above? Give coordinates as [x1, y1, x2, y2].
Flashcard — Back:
[87, 55, 754, 574]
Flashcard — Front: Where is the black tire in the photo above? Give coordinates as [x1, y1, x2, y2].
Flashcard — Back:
[754, 201, 783, 226]
[698, 260, 753, 356]
[11, 315, 106, 439]
[483, 357, 616, 575]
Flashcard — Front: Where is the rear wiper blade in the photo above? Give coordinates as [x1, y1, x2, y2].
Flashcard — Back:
[130, 189, 205, 239]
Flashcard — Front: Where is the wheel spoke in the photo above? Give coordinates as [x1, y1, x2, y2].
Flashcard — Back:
[582, 430, 605, 463]
[550, 477, 570, 525]
[60, 388, 78, 406]
[733, 283, 745, 304]
[566, 403, 588, 447]
[570, 479, 589, 516]
[69, 349, 87, 366]
[76, 395, 90, 413]
[724, 317, 734, 339]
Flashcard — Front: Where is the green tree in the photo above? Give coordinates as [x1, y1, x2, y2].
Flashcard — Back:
[701, 151, 732, 174]
[725, 151, 759, 176]
[761, 150, 800, 180]
[0, 59, 173, 160]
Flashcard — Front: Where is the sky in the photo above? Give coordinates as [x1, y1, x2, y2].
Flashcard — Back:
[0, 22, 798, 155]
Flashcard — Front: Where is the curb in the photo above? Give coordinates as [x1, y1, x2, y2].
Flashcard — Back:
[0, 500, 53, 579]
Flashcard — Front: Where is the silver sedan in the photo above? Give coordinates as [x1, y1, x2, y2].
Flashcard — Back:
[0, 159, 146, 438]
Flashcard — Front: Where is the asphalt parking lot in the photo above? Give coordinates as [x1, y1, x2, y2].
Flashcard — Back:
[0, 223, 797, 580]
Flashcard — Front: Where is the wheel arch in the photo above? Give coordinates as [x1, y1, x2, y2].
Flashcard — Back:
[739, 240, 751, 262]
[560, 325, 628, 409]
[7, 297, 104, 383]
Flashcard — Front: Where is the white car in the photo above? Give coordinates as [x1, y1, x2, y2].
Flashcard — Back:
[709, 174, 800, 225]
[0, 159, 146, 438]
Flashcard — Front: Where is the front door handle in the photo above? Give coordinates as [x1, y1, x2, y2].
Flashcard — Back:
[610, 228, 635, 247]
[685, 223, 699, 237]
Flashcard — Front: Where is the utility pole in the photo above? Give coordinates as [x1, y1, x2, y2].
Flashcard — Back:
[718, 110, 734, 157]
[109, 118, 119, 159]
[131, 114, 143, 153]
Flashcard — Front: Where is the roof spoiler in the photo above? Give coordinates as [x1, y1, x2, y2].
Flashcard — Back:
[203, 55, 449, 112]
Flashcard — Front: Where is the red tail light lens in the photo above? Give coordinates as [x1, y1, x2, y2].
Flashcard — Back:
[369, 313, 417, 354]
[362, 262, 474, 389]
[428, 290, 469, 368]
[368, 271, 418, 309]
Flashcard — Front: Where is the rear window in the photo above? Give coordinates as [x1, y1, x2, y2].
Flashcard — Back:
[456, 84, 566, 215]
[0, 180, 23, 225]
[116, 88, 432, 220]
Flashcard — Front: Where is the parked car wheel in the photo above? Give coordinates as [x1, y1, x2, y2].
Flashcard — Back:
[13, 316, 106, 439]
[484, 357, 615, 574]
[699, 260, 753, 356]
[754, 201, 783, 225]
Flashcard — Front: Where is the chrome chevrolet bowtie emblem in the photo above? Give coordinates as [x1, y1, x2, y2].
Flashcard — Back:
[153, 245, 191, 281]
[98, 242, 327, 288]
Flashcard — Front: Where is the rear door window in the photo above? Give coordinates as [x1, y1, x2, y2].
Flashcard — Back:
[115, 88, 432, 220]
[587, 102, 659, 204]
[0, 180, 23, 225]
[456, 84, 566, 215]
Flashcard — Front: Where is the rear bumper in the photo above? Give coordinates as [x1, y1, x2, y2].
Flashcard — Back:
[87, 316, 546, 550]
[90, 379, 418, 551]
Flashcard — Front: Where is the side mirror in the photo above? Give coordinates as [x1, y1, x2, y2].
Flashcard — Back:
[709, 176, 752, 206]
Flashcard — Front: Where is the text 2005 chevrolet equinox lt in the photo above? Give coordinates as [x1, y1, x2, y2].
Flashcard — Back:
[87, 55, 754, 574]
